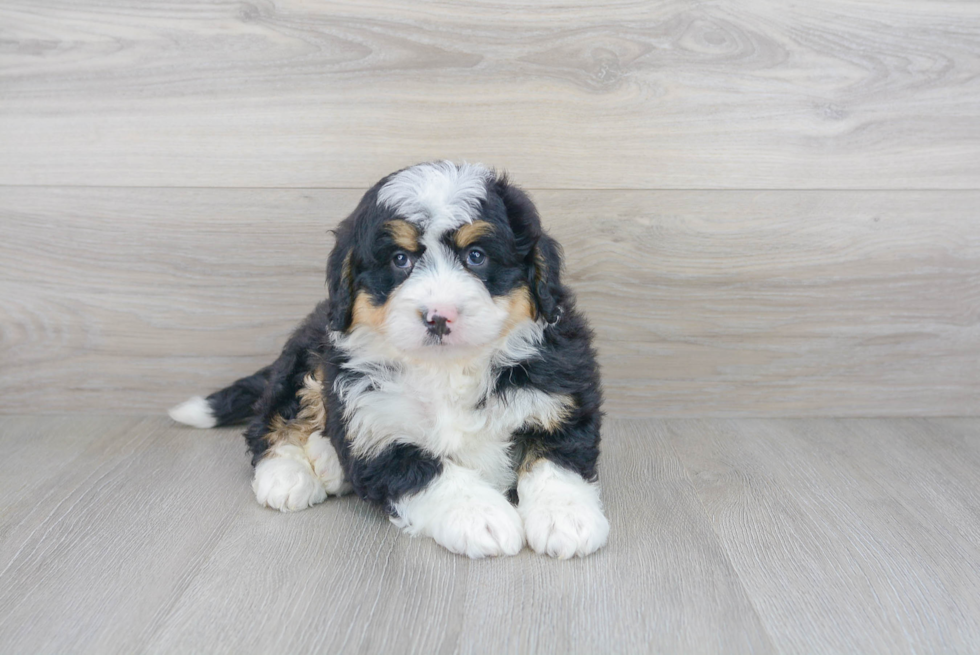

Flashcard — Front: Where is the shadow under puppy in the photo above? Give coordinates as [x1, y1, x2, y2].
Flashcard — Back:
[170, 161, 609, 559]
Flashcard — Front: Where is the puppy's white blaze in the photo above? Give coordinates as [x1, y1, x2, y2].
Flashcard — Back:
[378, 161, 490, 237]
[518, 459, 609, 559]
[391, 462, 524, 559]
[168, 396, 217, 429]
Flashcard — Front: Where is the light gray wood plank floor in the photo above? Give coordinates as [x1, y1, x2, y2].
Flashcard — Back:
[1, 416, 978, 653]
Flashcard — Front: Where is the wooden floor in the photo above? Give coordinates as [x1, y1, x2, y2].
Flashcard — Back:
[1, 416, 978, 654]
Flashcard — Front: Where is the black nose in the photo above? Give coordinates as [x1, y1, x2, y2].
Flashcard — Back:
[424, 313, 451, 337]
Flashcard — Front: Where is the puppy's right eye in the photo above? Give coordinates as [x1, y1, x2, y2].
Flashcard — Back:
[392, 252, 412, 269]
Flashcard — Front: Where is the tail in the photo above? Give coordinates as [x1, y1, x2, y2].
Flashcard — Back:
[168, 365, 273, 429]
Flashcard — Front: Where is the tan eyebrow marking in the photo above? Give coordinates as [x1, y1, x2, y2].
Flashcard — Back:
[386, 219, 420, 251]
[454, 220, 494, 249]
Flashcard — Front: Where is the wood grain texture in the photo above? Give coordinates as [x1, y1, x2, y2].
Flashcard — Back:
[1, 0, 978, 188]
[0, 418, 251, 653]
[2, 187, 977, 416]
[2, 416, 979, 653]
[0, 417, 776, 655]
[665, 418, 980, 653]
[144, 418, 775, 655]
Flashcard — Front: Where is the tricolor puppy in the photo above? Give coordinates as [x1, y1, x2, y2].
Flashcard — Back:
[170, 161, 608, 559]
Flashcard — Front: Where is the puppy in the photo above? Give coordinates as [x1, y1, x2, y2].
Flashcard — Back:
[169, 161, 608, 559]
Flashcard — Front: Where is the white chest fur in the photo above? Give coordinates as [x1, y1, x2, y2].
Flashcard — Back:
[336, 354, 571, 492]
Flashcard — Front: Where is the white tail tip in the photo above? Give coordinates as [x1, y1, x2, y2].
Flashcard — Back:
[168, 396, 217, 429]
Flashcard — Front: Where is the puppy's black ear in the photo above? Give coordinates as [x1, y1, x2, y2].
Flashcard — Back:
[326, 180, 394, 331]
[326, 216, 357, 332]
[496, 177, 566, 323]
[529, 231, 565, 324]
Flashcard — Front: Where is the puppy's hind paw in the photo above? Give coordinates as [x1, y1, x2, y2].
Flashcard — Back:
[252, 452, 327, 512]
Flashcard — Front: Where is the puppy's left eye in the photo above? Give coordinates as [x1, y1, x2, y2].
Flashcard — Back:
[465, 248, 487, 267]
[392, 252, 413, 269]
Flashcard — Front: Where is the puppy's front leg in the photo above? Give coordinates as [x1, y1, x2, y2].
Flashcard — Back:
[390, 461, 524, 559]
[518, 458, 609, 559]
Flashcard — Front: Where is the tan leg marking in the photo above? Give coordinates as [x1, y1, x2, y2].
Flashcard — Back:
[264, 369, 327, 450]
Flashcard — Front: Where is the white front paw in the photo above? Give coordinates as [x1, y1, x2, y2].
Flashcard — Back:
[252, 453, 327, 512]
[519, 460, 609, 559]
[427, 497, 525, 559]
[391, 463, 525, 559]
[522, 497, 609, 559]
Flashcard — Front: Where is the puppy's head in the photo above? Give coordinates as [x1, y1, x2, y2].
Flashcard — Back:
[326, 161, 564, 356]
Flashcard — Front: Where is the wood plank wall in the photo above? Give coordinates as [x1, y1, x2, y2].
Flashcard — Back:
[1, 1, 978, 416]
